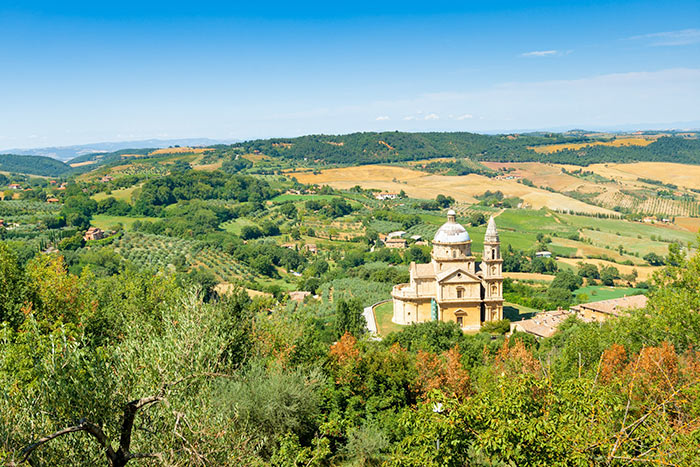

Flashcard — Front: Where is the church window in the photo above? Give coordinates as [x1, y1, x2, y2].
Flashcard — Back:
[457, 287, 464, 298]
[491, 265, 496, 275]
[452, 250, 456, 258]
[457, 316, 463, 326]
[492, 249, 496, 260]
[492, 284, 498, 295]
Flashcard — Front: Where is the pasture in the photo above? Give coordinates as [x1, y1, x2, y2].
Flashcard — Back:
[91, 214, 159, 230]
[92, 185, 139, 203]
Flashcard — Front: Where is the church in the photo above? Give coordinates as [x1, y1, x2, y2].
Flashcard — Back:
[391, 210, 503, 331]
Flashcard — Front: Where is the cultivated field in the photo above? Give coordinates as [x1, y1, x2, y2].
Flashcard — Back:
[291, 165, 616, 215]
[529, 137, 655, 154]
[580, 162, 700, 191]
[557, 257, 661, 281]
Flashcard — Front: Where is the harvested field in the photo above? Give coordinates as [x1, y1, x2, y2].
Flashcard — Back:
[557, 257, 661, 281]
[215, 283, 273, 298]
[292, 165, 616, 214]
[503, 272, 554, 282]
[69, 160, 99, 167]
[149, 147, 211, 155]
[530, 137, 655, 154]
[582, 162, 700, 190]
[675, 217, 700, 233]
[482, 162, 603, 193]
[193, 161, 223, 171]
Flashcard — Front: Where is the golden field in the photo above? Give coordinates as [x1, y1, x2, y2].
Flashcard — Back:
[290, 164, 616, 215]
[530, 137, 655, 154]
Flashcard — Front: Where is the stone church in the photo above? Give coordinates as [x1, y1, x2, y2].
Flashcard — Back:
[391, 210, 503, 331]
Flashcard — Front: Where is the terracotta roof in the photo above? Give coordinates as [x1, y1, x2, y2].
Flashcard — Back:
[512, 309, 572, 338]
[572, 295, 648, 317]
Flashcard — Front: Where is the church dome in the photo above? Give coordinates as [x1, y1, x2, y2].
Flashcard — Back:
[433, 210, 470, 243]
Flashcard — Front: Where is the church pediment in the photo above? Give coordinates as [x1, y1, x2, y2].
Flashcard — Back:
[436, 267, 480, 284]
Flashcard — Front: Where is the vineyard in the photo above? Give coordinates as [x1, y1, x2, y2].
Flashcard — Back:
[594, 191, 700, 217]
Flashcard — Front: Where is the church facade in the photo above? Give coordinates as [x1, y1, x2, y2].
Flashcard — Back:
[391, 210, 503, 331]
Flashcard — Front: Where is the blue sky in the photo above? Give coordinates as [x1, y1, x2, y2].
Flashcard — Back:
[1, 1, 699, 148]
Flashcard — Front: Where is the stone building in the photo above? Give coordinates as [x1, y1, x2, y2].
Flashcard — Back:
[391, 210, 503, 331]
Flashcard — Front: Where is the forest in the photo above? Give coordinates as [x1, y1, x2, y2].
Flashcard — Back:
[229, 132, 700, 166]
[0, 154, 71, 177]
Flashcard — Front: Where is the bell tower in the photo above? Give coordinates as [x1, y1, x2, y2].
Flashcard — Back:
[481, 216, 503, 322]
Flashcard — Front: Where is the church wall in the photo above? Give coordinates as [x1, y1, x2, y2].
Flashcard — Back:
[440, 282, 481, 300]
[392, 298, 432, 325]
[440, 304, 481, 330]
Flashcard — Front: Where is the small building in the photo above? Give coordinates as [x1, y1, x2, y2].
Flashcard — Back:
[100, 175, 114, 183]
[571, 295, 648, 322]
[46, 197, 60, 203]
[410, 235, 422, 241]
[83, 227, 105, 242]
[281, 242, 296, 250]
[304, 243, 317, 254]
[374, 192, 399, 200]
[289, 291, 312, 302]
[385, 237, 407, 249]
[535, 251, 552, 258]
[642, 217, 655, 224]
[8, 184, 21, 190]
[387, 231, 406, 239]
[511, 309, 572, 338]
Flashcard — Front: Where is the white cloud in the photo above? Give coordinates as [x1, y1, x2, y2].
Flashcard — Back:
[520, 50, 558, 57]
[403, 115, 416, 121]
[375, 115, 390, 121]
[424, 113, 439, 120]
[456, 114, 473, 120]
[630, 28, 700, 46]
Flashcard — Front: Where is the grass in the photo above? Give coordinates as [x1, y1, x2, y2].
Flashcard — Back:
[374, 301, 404, 336]
[92, 185, 140, 203]
[503, 302, 539, 321]
[92, 214, 159, 230]
[219, 217, 257, 235]
[574, 285, 646, 302]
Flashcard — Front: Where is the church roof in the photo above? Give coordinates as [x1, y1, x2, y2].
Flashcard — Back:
[433, 210, 470, 243]
[485, 216, 499, 241]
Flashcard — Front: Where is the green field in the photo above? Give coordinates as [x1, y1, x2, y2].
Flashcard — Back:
[92, 214, 158, 230]
[574, 285, 646, 302]
[92, 185, 140, 203]
[220, 217, 258, 234]
[374, 301, 404, 336]
[503, 302, 539, 321]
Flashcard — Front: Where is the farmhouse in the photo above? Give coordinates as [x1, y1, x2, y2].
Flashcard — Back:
[511, 309, 572, 338]
[385, 237, 407, 249]
[83, 227, 105, 241]
[572, 295, 648, 322]
[392, 211, 503, 331]
[374, 192, 399, 200]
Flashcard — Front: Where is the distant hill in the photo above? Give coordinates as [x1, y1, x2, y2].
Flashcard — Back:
[2, 138, 236, 162]
[232, 131, 700, 166]
[0, 154, 71, 177]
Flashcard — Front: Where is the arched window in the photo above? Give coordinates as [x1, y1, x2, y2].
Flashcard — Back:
[492, 249, 496, 259]
[452, 250, 457, 258]
[491, 284, 498, 295]
[457, 287, 464, 298]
